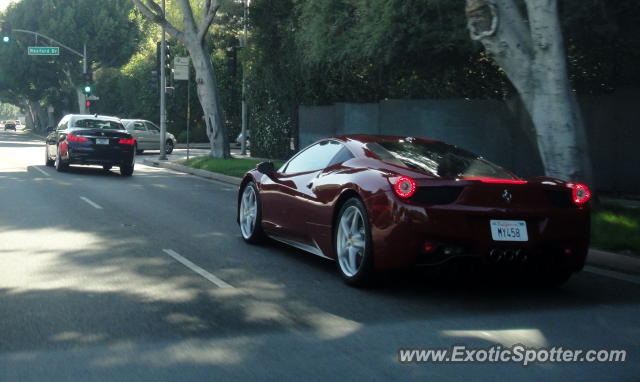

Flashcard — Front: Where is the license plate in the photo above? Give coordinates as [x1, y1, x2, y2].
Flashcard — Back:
[490, 220, 528, 241]
[96, 138, 109, 145]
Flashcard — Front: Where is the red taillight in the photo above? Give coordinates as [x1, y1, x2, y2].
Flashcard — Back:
[568, 183, 591, 205]
[118, 138, 136, 145]
[393, 176, 417, 198]
[66, 133, 87, 143]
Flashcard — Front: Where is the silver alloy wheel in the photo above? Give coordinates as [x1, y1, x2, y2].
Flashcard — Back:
[239, 185, 258, 239]
[336, 205, 367, 277]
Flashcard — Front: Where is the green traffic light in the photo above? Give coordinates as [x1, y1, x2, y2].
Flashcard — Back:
[2, 36, 9, 43]
[83, 85, 92, 94]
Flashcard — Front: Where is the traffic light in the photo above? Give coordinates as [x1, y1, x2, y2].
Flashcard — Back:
[82, 71, 93, 94]
[164, 42, 173, 87]
[149, 70, 159, 92]
[1, 22, 11, 43]
[85, 100, 91, 108]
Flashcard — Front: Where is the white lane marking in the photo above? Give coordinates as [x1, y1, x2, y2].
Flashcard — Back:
[163, 249, 234, 289]
[32, 166, 51, 177]
[80, 196, 103, 210]
[584, 266, 640, 285]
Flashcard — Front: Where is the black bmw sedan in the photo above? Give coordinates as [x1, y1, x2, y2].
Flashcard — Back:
[45, 114, 136, 176]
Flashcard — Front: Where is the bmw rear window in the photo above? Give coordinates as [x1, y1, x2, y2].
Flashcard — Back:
[367, 140, 516, 179]
[72, 119, 124, 130]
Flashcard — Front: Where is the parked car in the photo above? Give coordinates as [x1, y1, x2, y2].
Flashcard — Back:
[121, 119, 176, 154]
[45, 114, 136, 176]
[4, 121, 16, 131]
[237, 135, 591, 286]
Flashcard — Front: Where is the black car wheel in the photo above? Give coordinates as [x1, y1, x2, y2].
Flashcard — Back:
[238, 181, 266, 243]
[54, 146, 68, 172]
[120, 151, 135, 176]
[45, 147, 54, 166]
[165, 140, 174, 154]
[334, 197, 375, 286]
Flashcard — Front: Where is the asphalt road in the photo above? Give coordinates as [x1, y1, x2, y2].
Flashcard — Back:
[1, 130, 639, 381]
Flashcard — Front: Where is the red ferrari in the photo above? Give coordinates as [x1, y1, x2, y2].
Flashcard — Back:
[237, 135, 591, 286]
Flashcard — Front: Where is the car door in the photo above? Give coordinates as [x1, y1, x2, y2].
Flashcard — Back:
[144, 121, 161, 150]
[260, 140, 344, 246]
[128, 121, 148, 149]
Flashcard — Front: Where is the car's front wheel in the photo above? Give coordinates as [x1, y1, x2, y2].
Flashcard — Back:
[334, 197, 375, 286]
[239, 181, 265, 243]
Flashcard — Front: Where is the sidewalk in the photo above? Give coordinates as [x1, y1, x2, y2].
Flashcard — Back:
[144, 157, 640, 277]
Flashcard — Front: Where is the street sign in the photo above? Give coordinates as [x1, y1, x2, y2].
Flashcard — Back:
[28, 46, 60, 55]
[173, 65, 189, 81]
[86, 95, 100, 101]
[174, 57, 189, 66]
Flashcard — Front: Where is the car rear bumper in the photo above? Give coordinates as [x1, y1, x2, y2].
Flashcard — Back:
[366, 191, 590, 272]
[68, 147, 134, 166]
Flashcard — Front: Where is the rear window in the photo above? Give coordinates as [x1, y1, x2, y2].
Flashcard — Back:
[366, 140, 515, 179]
[72, 119, 124, 130]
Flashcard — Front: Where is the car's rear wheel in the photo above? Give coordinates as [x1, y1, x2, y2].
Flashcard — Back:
[45, 147, 54, 166]
[239, 181, 265, 243]
[120, 152, 135, 177]
[335, 198, 375, 286]
[165, 140, 174, 154]
[54, 146, 68, 172]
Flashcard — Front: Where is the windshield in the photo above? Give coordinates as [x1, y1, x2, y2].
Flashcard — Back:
[72, 119, 124, 130]
[366, 140, 516, 179]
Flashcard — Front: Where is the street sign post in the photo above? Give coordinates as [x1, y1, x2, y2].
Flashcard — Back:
[173, 56, 189, 81]
[173, 65, 189, 81]
[28, 46, 60, 55]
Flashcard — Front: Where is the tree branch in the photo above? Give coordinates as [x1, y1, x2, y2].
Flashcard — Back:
[130, 0, 186, 43]
[465, 0, 535, 104]
[198, 0, 221, 43]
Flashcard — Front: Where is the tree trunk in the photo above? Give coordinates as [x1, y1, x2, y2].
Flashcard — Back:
[26, 100, 46, 134]
[466, 0, 592, 184]
[187, 41, 230, 158]
[76, 88, 87, 114]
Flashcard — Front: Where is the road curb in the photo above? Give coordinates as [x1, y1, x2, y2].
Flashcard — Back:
[586, 248, 640, 276]
[143, 157, 640, 277]
[142, 158, 242, 186]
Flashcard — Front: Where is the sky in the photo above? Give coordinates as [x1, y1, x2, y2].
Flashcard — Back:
[0, 0, 15, 11]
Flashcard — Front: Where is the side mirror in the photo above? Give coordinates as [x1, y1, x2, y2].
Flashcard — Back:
[257, 161, 275, 176]
[46, 126, 55, 133]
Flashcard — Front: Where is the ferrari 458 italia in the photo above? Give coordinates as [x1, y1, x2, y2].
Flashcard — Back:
[237, 135, 591, 286]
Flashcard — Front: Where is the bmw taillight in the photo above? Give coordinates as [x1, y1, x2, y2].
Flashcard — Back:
[67, 133, 87, 143]
[567, 183, 591, 205]
[392, 176, 417, 198]
[118, 138, 136, 145]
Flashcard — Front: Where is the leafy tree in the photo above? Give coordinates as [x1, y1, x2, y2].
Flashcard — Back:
[131, 0, 243, 158]
[0, 0, 145, 128]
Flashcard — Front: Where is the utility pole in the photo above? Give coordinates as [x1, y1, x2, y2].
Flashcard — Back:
[240, 0, 250, 156]
[159, 0, 168, 160]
